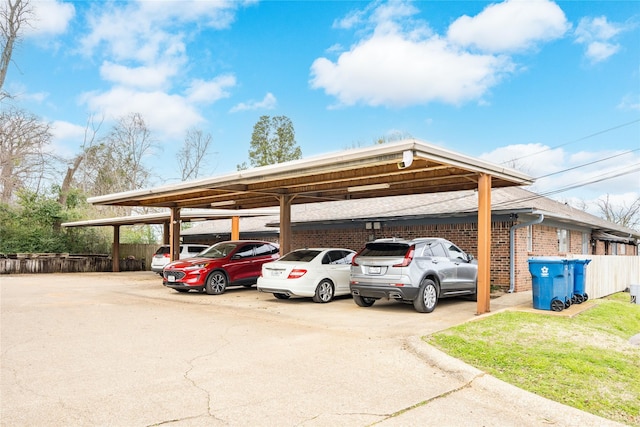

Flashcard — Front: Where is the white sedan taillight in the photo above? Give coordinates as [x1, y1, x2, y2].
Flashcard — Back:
[287, 269, 307, 279]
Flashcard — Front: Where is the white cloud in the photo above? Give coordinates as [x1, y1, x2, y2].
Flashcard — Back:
[80, 5, 187, 64]
[230, 93, 277, 112]
[26, 0, 75, 36]
[479, 143, 566, 178]
[479, 144, 640, 205]
[447, 0, 570, 53]
[79, 87, 203, 139]
[72, 2, 250, 144]
[187, 76, 237, 104]
[574, 16, 623, 63]
[584, 41, 620, 63]
[100, 61, 180, 90]
[8, 81, 48, 103]
[46, 120, 86, 158]
[311, 33, 513, 107]
[311, 0, 571, 108]
[50, 120, 85, 141]
[79, 1, 248, 62]
[618, 93, 640, 111]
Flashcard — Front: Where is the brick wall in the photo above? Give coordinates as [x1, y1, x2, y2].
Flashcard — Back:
[292, 220, 516, 290]
[291, 220, 638, 294]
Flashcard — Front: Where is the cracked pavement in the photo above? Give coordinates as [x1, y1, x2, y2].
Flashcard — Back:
[1, 272, 622, 426]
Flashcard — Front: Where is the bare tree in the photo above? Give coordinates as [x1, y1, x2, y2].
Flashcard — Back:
[0, 107, 51, 204]
[178, 128, 213, 181]
[596, 194, 640, 231]
[373, 131, 412, 145]
[57, 114, 104, 206]
[92, 113, 154, 196]
[0, 0, 32, 99]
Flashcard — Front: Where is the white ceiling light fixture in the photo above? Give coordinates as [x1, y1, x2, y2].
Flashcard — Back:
[210, 200, 236, 207]
[347, 183, 390, 193]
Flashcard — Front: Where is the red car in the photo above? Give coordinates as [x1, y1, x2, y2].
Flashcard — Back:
[162, 240, 280, 294]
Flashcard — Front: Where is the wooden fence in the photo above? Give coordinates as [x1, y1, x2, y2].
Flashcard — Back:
[569, 255, 640, 299]
[0, 245, 157, 274]
[0, 254, 145, 274]
[117, 244, 157, 269]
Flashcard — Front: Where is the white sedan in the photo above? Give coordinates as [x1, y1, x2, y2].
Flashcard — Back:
[257, 248, 356, 303]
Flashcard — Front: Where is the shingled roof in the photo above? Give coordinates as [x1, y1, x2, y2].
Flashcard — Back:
[184, 187, 639, 242]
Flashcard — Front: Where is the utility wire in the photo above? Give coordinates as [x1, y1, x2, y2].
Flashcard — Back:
[501, 118, 640, 164]
[491, 163, 640, 209]
[534, 148, 640, 179]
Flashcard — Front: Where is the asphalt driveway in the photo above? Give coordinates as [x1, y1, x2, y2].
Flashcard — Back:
[0, 272, 621, 426]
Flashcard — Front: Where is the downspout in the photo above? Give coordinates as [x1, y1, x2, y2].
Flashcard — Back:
[509, 214, 544, 293]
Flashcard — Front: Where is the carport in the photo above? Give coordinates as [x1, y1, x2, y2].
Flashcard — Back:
[87, 139, 534, 314]
[62, 208, 278, 270]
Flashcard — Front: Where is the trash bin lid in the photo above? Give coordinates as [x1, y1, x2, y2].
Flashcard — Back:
[528, 256, 568, 264]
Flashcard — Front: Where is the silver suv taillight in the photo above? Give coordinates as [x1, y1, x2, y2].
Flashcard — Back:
[393, 245, 415, 267]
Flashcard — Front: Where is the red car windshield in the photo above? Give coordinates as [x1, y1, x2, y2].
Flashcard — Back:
[198, 243, 238, 259]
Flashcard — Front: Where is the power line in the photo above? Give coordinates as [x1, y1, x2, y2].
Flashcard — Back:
[502, 118, 640, 164]
[492, 163, 640, 209]
[534, 148, 640, 179]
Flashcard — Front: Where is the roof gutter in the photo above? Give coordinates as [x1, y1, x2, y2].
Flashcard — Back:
[509, 214, 544, 293]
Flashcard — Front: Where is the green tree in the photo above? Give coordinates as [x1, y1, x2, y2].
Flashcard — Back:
[0, 188, 110, 254]
[238, 115, 301, 170]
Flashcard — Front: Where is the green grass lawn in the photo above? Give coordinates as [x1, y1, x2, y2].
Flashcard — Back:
[426, 292, 640, 426]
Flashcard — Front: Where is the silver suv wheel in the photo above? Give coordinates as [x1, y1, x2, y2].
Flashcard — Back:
[413, 279, 438, 313]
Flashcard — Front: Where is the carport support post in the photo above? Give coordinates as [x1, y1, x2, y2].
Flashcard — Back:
[112, 225, 120, 272]
[163, 222, 170, 244]
[231, 216, 240, 240]
[279, 195, 293, 255]
[477, 174, 491, 314]
[170, 208, 181, 262]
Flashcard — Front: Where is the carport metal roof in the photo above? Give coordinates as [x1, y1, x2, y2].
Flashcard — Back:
[87, 139, 535, 314]
[88, 140, 532, 209]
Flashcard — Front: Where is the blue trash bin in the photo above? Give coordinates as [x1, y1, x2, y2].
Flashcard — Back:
[569, 259, 591, 304]
[528, 257, 571, 311]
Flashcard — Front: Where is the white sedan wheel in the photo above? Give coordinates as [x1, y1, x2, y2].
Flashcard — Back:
[313, 279, 334, 303]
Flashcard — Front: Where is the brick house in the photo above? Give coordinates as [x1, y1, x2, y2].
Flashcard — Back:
[182, 187, 639, 293]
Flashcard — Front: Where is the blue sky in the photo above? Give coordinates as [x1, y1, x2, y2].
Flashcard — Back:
[4, 0, 640, 216]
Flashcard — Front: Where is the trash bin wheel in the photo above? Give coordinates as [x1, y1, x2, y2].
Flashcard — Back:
[564, 298, 571, 309]
[551, 299, 564, 312]
[574, 294, 584, 304]
[582, 293, 588, 302]
[571, 294, 578, 304]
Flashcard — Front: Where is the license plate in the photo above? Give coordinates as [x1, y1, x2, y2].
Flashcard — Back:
[368, 266, 381, 274]
[271, 270, 284, 277]
[167, 276, 175, 282]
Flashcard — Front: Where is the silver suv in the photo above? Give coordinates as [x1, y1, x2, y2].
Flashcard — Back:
[350, 238, 477, 313]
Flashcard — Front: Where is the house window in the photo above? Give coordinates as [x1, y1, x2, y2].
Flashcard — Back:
[558, 229, 570, 253]
[612, 243, 618, 255]
[582, 233, 589, 255]
[527, 225, 533, 252]
[620, 244, 626, 255]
